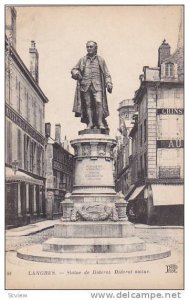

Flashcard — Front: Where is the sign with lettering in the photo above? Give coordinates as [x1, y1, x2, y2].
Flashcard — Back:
[159, 166, 180, 179]
[157, 108, 184, 115]
[157, 140, 184, 148]
[53, 160, 63, 172]
[6, 104, 45, 146]
[52, 159, 71, 174]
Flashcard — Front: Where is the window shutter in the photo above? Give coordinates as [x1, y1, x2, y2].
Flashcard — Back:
[174, 63, 178, 79]
[161, 63, 165, 79]
[17, 129, 22, 168]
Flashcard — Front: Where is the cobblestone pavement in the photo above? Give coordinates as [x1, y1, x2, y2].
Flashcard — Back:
[6, 227, 54, 252]
[133, 226, 184, 254]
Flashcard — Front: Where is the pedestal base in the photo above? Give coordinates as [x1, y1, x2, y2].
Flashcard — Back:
[16, 131, 171, 264]
[17, 221, 171, 264]
[54, 221, 134, 238]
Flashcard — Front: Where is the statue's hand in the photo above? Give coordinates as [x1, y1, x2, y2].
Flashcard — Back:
[71, 69, 82, 81]
[107, 83, 113, 94]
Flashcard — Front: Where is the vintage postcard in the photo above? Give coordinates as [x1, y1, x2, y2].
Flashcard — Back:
[5, 4, 184, 292]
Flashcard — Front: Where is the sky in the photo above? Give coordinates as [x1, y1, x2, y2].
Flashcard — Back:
[14, 5, 181, 143]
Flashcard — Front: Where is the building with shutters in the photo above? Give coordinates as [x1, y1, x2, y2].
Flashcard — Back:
[114, 99, 135, 197]
[127, 33, 184, 225]
[45, 123, 74, 219]
[5, 7, 49, 227]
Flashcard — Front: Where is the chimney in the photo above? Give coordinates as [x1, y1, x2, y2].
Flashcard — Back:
[55, 124, 61, 144]
[29, 40, 39, 83]
[62, 136, 69, 152]
[6, 6, 17, 49]
[158, 39, 171, 67]
[45, 122, 51, 138]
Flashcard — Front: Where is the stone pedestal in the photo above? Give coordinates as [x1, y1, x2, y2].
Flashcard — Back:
[16, 130, 171, 264]
[60, 132, 120, 222]
[115, 192, 128, 221]
[61, 193, 74, 222]
[17, 220, 171, 264]
[54, 221, 134, 238]
[71, 133, 116, 197]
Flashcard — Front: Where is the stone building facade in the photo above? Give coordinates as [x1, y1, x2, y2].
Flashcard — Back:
[127, 37, 184, 225]
[45, 123, 74, 219]
[114, 99, 135, 196]
[5, 7, 49, 227]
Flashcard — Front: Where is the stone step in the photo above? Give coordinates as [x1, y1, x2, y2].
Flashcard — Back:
[54, 221, 134, 238]
[17, 243, 171, 264]
[42, 237, 146, 253]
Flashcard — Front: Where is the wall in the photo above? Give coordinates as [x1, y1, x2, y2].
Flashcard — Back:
[6, 58, 45, 136]
[156, 85, 184, 179]
[147, 87, 157, 179]
[5, 50, 46, 178]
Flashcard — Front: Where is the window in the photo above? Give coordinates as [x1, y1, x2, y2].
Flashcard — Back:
[24, 134, 27, 170]
[43, 103, 45, 119]
[144, 119, 147, 142]
[33, 101, 37, 129]
[9, 74, 13, 106]
[39, 108, 43, 134]
[54, 148, 58, 161]
[53, 170, 57, 188]
[5, 72, 10, 104]
[18, 81, 21, 113]
[140, 155, 143, 172]
[17, 129, 22, 168]
[28, 95, 31, 123]
[37, 146, 42, 175]
[24, 135, 30, 171]
[30, 141, 33, 172]
[25, 90, 29, 121]
[32, 142, 36, 173]
[6, 120, 12, 164]
[140, 124, 143, 146]
[165, 63, 174, 77]
[144, 152, 147, 176]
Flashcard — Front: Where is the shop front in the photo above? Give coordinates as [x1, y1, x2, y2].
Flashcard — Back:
[5, 167, 45, 227]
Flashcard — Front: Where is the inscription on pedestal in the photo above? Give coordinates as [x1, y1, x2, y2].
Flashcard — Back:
[84, 165, 103, 181]
[71, 136, 116, 187]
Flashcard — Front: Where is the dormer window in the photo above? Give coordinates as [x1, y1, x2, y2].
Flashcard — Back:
[165, 63, 174, 77]
[161, 62, 178, 80]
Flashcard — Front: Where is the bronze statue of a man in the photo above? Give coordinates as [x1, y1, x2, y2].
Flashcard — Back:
[71, 41, 113, 130]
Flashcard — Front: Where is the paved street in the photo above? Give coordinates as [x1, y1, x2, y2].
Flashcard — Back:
[5, 221, 184, 290]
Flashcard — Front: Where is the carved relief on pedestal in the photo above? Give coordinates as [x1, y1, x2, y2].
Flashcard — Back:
[82, 144, 91, 156]
[70, 203, 118, 222]
[97, 144, 106, 157]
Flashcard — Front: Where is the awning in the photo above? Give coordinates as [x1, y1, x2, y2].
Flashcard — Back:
[124, 184, 135, 200]
[128, 185, 145, 201]
[5, 167, 44, 186]
[151, 184, 184, 206]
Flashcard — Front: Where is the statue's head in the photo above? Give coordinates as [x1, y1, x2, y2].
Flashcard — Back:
[86, 41, 98, 56]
